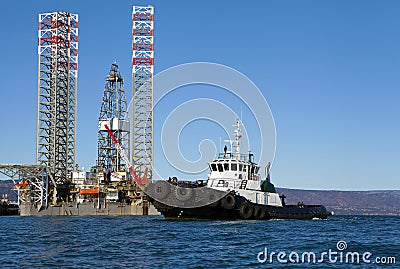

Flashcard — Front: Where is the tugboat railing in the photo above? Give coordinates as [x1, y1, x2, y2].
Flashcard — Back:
[217, 153, 254, 163]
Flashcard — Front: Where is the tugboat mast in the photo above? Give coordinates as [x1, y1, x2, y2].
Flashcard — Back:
[233, 119, 242, 160]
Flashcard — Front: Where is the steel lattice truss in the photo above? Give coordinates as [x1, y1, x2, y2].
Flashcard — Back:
[132, 6, 154, 180]
[0, 164, 53, 209]
[36, 12, 78, 186]
[98, 63, 130, 172]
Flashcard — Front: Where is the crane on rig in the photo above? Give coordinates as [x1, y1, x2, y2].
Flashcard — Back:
[104, 124, 148, 185]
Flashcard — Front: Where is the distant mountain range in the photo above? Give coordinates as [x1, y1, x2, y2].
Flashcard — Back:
[1, 180, 398, 215]
[0, 181, 17, 201]
[276, 188, 400, 216]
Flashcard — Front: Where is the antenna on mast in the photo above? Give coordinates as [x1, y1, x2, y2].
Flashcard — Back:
[233, 119, 242, 160]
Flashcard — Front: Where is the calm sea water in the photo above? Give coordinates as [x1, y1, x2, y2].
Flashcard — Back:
[0, 215, 399, 268]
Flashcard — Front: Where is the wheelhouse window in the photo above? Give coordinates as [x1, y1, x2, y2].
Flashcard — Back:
[231, 163, 237, 171]
[211, 163, 217, 171]
[243, 165, 247, 172]
[217, 163, 224, 172]
[224, 163, 229, 171]
[239, 164, 243, 171]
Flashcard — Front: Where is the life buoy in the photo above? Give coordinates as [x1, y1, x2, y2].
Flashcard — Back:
[152, 181, 170, 200]
[174, 186, 193, 202]
[221, 194, 236, 210]
[239, 202, 254, 219]
[253, 206, 265, 219]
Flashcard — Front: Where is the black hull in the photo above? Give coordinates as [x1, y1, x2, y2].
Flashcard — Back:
[152, 198, 331, 220]
[146, 182, 331, 220]
[0, 203, 19, 216]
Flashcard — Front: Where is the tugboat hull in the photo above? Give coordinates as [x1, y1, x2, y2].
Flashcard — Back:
[146, 182, 331, 220]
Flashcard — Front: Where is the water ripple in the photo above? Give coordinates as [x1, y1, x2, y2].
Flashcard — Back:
[0, 216, 399, 268]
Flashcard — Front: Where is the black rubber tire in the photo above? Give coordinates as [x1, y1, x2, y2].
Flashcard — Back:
[208, 193, 219, 207]
[239, 202, 254, 219]
[152, 181, 170, 200]
[253, 206, 266, 220]
[174, 186, 193, 202]
[221, 194, 236, 210]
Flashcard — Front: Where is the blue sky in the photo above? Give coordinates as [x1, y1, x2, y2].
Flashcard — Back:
[0, 0, 399, 190]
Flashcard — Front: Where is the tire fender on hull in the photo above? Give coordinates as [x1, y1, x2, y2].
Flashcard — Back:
[221, 194, 236, 210]
[253, 206, 265, 220]
[174, 186, 193, 202]
[239, 202, 254, 219]
[152, 181, 171, 200]
[208, 193, 219, 207]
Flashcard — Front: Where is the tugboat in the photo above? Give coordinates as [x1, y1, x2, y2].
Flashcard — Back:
[146, 119, 332, 220]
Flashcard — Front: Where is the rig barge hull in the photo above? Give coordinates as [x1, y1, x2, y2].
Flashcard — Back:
[19, 201, 160, 216]
[0, 203, 19, 216]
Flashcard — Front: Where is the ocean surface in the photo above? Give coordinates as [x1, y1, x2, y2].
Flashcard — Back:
[0, 215, 399, 268]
